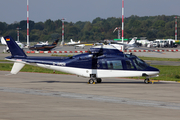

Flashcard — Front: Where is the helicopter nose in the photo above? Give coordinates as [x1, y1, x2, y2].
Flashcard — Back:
[147, 66, 160, 76]
[152, 67, 159, 72]
[151, 66, 160, 72]
[146, 66, 159, 71]
[142, 66, 159, 77]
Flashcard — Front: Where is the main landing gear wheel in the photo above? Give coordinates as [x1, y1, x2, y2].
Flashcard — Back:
[88, 79, 95, 84]
[144, 78, 150, 84]
[97, 78, 102, 83]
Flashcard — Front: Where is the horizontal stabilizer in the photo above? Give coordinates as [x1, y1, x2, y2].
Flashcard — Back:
[11, 62, 25, 74]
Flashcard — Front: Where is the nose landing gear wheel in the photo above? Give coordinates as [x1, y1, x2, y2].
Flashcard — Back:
[144, 78, 150, 84]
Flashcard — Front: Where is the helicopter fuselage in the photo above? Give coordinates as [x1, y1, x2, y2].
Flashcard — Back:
[6, 52, 159, 78]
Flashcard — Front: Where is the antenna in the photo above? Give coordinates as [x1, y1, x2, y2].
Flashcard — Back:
[27, 0, 29, 47]
[122, 0, 124, 43]
[16, 27, 21, 42]
[174, 16, 179, 40]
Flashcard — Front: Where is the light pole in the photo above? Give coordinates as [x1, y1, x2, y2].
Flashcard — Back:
[174, 16, 179, 40]
[122, 0, 124, 43]
[113, 27, 121, 39]
[27, 0, 29, 47]
[16, 27, 21, 42]
[61, 18, 65, 46]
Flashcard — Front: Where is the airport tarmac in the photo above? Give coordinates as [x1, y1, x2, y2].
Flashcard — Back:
[0, 71, 180, 120]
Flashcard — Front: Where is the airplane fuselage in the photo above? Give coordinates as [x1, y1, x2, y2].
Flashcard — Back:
[29, 39, 59, 51]
[29, 45, 56, 51]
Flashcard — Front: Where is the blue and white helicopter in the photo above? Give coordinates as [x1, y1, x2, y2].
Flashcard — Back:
[4, 36, 159, 84]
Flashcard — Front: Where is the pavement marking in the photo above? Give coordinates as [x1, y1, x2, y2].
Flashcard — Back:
[1, 86, 180, 110]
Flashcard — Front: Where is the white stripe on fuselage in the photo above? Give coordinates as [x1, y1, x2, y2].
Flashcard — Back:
[36, 63, 159, 78]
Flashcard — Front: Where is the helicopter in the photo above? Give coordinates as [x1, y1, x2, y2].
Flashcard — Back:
[4, 36, 159, 84]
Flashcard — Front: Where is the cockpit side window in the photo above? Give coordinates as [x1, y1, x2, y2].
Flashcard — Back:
[133, 58, 148, 70]
[125, 60, 134, 69]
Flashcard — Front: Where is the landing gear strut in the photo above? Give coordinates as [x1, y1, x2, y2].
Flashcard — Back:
[144, 78, 150, 84]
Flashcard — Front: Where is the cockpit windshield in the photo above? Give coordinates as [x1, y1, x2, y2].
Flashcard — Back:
[133, 57, 148, 70]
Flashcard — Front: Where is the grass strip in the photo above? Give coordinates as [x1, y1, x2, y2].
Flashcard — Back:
[0, 60, 11, 62]
[138, 56, 180, 61]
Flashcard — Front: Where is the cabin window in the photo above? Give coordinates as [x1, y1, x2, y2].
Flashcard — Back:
[125, 60, 134, 69]
[101, 61, 107, 69]
[107, 60, 123, 69]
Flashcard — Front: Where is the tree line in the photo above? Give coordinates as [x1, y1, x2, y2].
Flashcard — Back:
[0, 15, 179, 43]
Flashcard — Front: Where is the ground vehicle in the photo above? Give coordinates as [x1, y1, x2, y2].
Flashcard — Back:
[153, 39, 177, 48]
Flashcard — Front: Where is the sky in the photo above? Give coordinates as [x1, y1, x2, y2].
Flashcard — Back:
[1, 0, 180, 24]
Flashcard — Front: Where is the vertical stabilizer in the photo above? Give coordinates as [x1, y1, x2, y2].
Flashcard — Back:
[4, 36, 27, 58]
[129, 38, 136, 45]
[52, 39, 59, 45]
